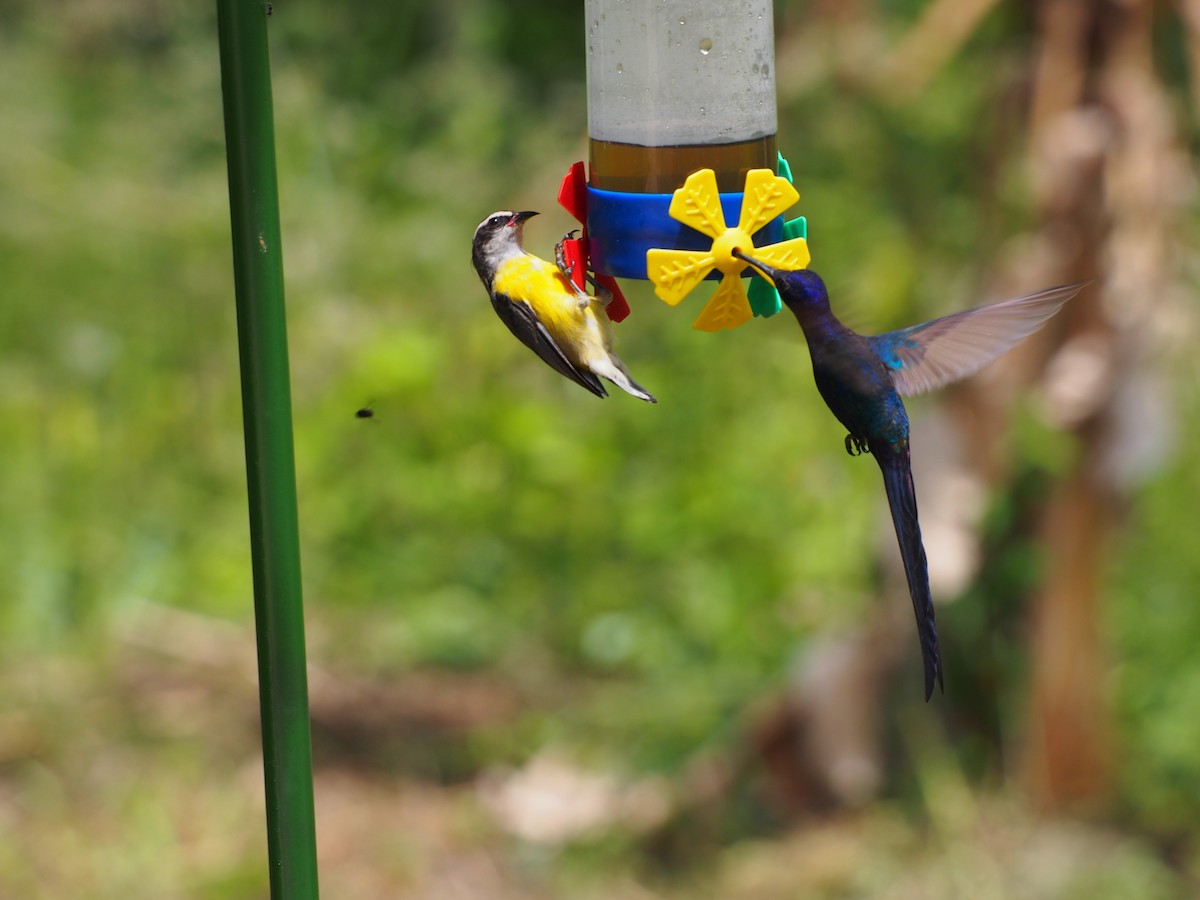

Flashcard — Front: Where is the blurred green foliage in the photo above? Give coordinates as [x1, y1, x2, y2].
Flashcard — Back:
[2, 1, 1200, 896]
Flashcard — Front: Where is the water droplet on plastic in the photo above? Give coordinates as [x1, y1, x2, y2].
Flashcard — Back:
[679, 17, 686, 25]
[616, 63, 623, 74]
[699, 38, 712, 55]
[762, 63, 770, 77]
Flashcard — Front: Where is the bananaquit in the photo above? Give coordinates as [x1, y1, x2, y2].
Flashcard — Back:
[471, 210, 656, 402]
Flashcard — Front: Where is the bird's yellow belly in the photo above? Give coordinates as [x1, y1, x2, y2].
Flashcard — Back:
[493, 255, 611, 361]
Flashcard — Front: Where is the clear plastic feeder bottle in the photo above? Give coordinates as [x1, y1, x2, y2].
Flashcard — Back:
[586, 0, 778, 193]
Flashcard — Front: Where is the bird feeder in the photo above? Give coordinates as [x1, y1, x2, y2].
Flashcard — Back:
[557, 0, 809, 332]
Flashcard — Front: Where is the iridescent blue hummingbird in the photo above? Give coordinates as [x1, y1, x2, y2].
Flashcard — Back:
[734, 249, 1085, 700]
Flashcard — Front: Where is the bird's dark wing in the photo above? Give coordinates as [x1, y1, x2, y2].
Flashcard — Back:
[868, 283, 1087, 397]
[872, 440, 943, 701]
[491, 294, 607, 398]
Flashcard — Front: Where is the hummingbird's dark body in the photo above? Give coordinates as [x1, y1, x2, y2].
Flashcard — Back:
[786, 279, 941, 697]
[734, 251, 1085, 700]
[805, 320, 908, 450]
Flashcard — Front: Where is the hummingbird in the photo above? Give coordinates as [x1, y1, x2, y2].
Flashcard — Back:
[472, 210, 656, 402]
[734, 249, 1085, 700]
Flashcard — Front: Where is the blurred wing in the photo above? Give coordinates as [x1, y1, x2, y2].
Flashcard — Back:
[868, 283, 1086, 396]
[492, 294, 608, 398]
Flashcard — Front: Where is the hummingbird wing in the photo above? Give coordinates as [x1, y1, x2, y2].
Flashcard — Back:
[867, 283, 1087, 397]
[491, 294, 608, 398]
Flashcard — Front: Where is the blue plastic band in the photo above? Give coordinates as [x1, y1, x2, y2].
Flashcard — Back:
[587, 185, 784, 281]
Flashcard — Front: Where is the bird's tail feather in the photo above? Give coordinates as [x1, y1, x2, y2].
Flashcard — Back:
[872, 441, 944, 700]
[596, 354, 657, 403]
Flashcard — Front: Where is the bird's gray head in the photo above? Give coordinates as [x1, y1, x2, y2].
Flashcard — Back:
[732, 249, 831, 317]
[472, 210, 537, 287]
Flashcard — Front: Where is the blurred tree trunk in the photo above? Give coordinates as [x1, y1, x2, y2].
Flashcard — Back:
[1017, 0, 1113, 811]
[1018, 0, 1181, 811]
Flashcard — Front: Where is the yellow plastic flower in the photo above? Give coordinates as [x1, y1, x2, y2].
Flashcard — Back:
[647, 168, 810, 332]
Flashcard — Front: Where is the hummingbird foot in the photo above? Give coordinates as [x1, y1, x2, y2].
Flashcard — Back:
[844, 434, 870, 456]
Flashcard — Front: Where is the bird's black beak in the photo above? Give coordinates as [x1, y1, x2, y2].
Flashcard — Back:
[732, 247, 778, 284]
[513, 210, 539, 223]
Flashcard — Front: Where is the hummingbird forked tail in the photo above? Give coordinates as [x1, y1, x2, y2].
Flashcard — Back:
[871, 439, 944, 701]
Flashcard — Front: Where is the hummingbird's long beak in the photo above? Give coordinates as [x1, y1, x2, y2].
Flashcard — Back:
[513, 210, 539, 223]
[732, 247, 778, 284]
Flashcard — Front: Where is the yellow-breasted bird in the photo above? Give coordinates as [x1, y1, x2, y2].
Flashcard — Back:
[471, 210, 656, 402]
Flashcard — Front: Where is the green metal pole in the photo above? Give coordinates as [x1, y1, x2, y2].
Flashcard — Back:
[215, 2, 320, 897]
